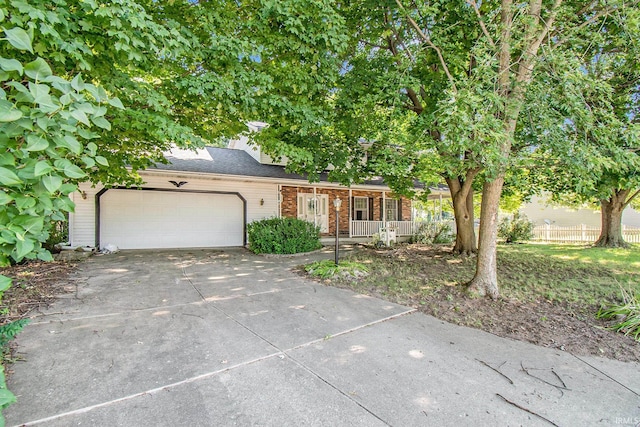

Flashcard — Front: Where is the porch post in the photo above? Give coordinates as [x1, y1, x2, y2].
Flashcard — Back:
[382, 191, 386, 223]
[313, 186, 317, 228]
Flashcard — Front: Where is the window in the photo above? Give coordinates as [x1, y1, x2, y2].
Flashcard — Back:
[354, 197, 369, 221]
[385, 199, 398, 221]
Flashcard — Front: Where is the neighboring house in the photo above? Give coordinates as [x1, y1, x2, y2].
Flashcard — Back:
[519, 195, 640, 227]
[69, 136, 447, 250]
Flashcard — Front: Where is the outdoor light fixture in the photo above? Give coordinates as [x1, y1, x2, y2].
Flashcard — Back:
[260, 198, 264, 206]
[334, 197, 342, 265]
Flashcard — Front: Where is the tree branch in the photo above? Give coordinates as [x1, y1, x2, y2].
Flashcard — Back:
[394, 0, 457, 93]
[406, 88, 424, 114]
[466, 0, 496, 48]
[622, 188, 640, 210]
[553, 1, 640, 48]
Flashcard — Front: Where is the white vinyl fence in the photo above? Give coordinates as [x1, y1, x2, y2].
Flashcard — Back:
[532, 224, 640, 243]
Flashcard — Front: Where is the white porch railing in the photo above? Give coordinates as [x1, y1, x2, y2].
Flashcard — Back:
[350, 221, 417, 237]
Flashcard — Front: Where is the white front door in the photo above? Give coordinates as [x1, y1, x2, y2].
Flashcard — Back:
[297, 193, 329, 232]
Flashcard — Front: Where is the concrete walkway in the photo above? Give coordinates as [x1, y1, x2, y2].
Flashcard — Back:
[5, 248, 640, 426]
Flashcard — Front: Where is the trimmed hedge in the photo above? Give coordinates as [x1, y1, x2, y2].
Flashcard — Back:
[247, 217, 322, 254]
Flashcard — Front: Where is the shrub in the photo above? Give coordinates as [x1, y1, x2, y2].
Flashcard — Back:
[43, 220, 69, 253]
[247, 217, 322, 254]
[596, 288, 640, 341]
[410, 221, 455, 244]
[498, 212, 534, 243]
[305, 259, 368, 279]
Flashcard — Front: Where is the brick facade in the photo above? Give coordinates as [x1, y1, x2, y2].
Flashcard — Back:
[280, 186, 412, 236]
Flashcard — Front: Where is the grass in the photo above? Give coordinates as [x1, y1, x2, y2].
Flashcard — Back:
[596, 287, 640, 340]
[321, 243, 640, 307]
[304, 259, 369, 279]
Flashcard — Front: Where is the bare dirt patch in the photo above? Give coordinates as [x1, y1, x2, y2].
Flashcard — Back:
[304, 244, 640, 363]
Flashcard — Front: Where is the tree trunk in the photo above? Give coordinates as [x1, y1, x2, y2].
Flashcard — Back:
[594, 190, 628, 248]
[467, 175, 504, 299]
[446, 175, 477, 255]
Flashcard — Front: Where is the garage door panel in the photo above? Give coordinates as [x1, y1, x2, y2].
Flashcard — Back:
[101, 190, 244, 249]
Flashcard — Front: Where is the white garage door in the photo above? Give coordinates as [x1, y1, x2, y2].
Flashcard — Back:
[100, 190, 244, 249]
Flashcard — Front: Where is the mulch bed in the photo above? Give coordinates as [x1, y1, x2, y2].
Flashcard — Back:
[0, 260, 77, 324]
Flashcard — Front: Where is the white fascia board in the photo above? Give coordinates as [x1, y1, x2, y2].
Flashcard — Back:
[139, 168, 400, 192]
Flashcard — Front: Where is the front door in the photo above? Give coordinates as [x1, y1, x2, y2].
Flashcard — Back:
[297, 193, 329, 232]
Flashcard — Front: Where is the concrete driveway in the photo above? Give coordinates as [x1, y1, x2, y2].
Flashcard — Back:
[5, 248, 640, 426]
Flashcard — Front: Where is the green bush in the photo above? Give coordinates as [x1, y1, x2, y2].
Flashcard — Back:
[410, 221, 455, 244]
[43, 220, 69, 253]
[247, 217, 322, 254]
[498, 213, 534, 243]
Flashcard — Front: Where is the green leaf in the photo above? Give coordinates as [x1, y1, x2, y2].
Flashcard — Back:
[0, 101, 22, 122]
[42, 175, 62, 193]
[0, 167, 21, 185]
[63, 164, 86, 179]
[0, 191, 12, 205]
[70, 109, 90, 126]
[91, 116, 111, 130]
[95, 156, 109, 166]
[0, 275, 11, 293]
[24, 58, 52, 80]
[71, 74, 85, 91]
[15, 196, 36, 210]
[34, 161, 53, 177]
[82, 156, 95, 168]
[37, 250, 53, 262]
[108, 97, 124, 109]
[0, 154, 13, 166]
[61, 135, 82, 154]
[25, 134, 49, 151]
[4, 27, 33, 53]
[0, 57, 22, 74]
[15, 238, 35, 260]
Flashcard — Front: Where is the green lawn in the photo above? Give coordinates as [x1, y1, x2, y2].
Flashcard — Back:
[332, 243, 640, 307]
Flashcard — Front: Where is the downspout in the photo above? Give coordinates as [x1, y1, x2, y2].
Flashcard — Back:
[348, 188, 353, 237]
[277, 184, 282, 218]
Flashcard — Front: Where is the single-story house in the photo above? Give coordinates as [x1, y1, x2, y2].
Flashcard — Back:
[69, 135, 448, 250]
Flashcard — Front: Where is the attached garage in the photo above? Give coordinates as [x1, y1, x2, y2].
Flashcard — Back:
[98, 189, 245, 249]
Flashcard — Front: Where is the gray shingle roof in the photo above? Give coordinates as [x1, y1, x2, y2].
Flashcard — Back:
[153, 146, 391, 187]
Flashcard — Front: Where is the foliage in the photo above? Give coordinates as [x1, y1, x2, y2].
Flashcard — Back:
[498, 213, 534, 244]
[0, 0, 349, 279]
[0, 318, 28, 350]
[304, 259, 368, 280]
[43, 220, 68, 253]
[247, 217, 321, 254]
[597, 288, 640, 341]
[0, 363, 15, 426]
[248, 1, 637, 295]
[0, 317, 28, 426]
[410, 221, 455, 245]
[525, 6, 640, 246]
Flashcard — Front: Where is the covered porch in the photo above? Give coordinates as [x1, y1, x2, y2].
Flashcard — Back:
[279, 184, 449, 239]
